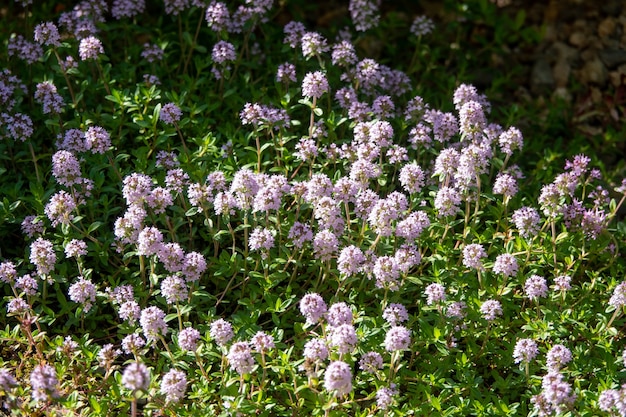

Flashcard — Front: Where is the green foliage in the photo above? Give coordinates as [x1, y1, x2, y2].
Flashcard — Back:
[0, 1, 625, 417]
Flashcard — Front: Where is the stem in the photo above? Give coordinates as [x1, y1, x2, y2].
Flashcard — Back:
[606, 308, 622, 330]
[131, 397, 137, 417]
[183, 10, 204, 76]
[308, 97, 317, 139]
[256, 134, 262, 173]
[28, 141, 41, 183]
[53, 47, 77, 107]
[96, 60, 111, 96]
[174, 122, 190, 159]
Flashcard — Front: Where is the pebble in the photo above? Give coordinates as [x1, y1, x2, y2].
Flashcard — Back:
[580, 57, 608, 85]
[600, 49, 626, 68]
[553, 60, 571, 87]
[531, 57, 555, 94]
[598, 17, 617, 38]
[551, 41, 580, 65]
[568, 31, 588, 48]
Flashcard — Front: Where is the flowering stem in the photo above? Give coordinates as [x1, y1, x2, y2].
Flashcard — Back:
[174, 122, 189, 159]
[194, 351, 209, 380]
[176, 302, 183, 332]
[53, 47, 77, 107]
[478, 323, 492, 357]
[95, 60, 111, 96]
[606, 308, 622, 330]
[139, 255, 146, 292]
[550, 220, 557, 266]
[308, 97, 317, 139]
[131, 397, 137, 417]
[28, 141, 41, 184]
[159, 335, 175, 362]
[182, 10, 204, 76]
[256, 134, 262, 173]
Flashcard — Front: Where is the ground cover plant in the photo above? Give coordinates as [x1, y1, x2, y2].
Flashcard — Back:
[1, 0, 626, 416]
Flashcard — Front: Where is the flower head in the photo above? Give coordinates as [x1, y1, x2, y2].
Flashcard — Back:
[480, 299, 502, 321]
[122, 362, 150, 392]
[302, 71, 329, 99]
[227, 342, 254, 375]
[513, 338, 538, 364]
[384, 326, 411, 351]
[210, 318, 234, 346]
[324, 361, 352, 397]
[160, 369, 187, 403]
[160, 103, 182, 124]
[79, 36, 104, 60]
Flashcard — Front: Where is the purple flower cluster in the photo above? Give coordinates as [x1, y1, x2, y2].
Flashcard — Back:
[598, 387, 626, 415]
[248, 227, 275, 258]
[302, 71, 329, 99]
[383, 303, 409, 326]
[79, 36, 104, 60]
[210, 318, 234, 346]
[410, 15, 435, 37]
[546, 344, 572, 371]
[228, 342, 254, 375]
[313, 230, 338, 262]
[140, 306, 168, 341]
[45, 190, 77, 227]
[359, 351, 383, 372]
[462, 243, 486, 270]
[480, 299, 502, 321]
[111, 0, 145, 19]
[301, 31, 329, 58]
[511, 206, 542, 238]
[399, 162, 425, 194]
[160, 103, 182, 124]
[349, 0, 381, 32]
[337, 245, 366, 277]
[492, 253, 518, 277]
[524, 275, 548, 300]
[68, 276, 97, 312]
[35, 81, 64, 114]
[303, 338, 328, 362]
[324, 360, 352, 397]
[29, 237, 56, 276]
[376, 384, 398, 410]
[34, 22, 61, 47]
[276, 62, 296, 84]
[212, 40, 236, 67]
[160, 369, 187, 403]
[7, 35, 43, 64]
[513, 338, 538, 364]
[178, 327, 201, 352]
[30, 364, 59, 401]
[240, 102, 290, 130]
[251, 331, 275, 352]
[299, 293, 327, 324]
[424, 283, 446, 305]
[385, 326, 411, 351]
[121, 362, 150, 392]
[434, 186, 461, 218]
[85, 126, 111, 154]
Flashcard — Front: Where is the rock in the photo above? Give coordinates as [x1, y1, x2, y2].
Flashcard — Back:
[569, 31, 588, 48]
[598, 17, 617, 39]
[553, 60, 571, 87]
[601, 0, 623, 17]
[551, 41, 581, 65]
[531, 57, 555, 94]
[600, 49, 626, 68]
[552, 87, 572, 103]
[579, 57, 609, 86]
[609, 68, 626, 87]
